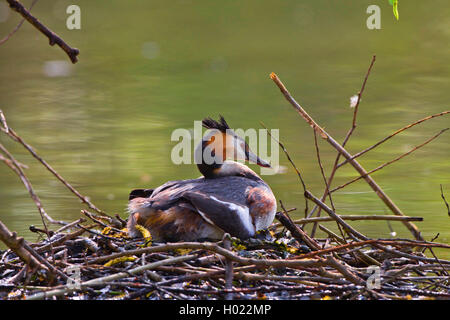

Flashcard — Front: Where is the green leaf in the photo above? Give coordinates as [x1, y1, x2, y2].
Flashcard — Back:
[389, 0, 399, 20]
[393, 0, 399, 20]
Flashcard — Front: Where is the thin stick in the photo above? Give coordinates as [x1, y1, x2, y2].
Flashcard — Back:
[0, 143, 65, 227]
[330, 128, 448, 193]
[304, 190, 369, 241]
[0, 0, 38, 45]
[307, 56, 376, 224]
[0, 220, 47, 272]
[349, 55, 376, 133]
[337, 111, 450, 168]
[261, 122, 309, 217]
[440, 185, 450, 216]
[311, 129, 343, 238]
[313, 130, 335, 211]
[277, 200, 320, 251]
[0, 113, 109, 218]
[86, 241, 327, 270]
[0, 153, 28, 169]
[222, 234, 234, 300]
[0, 109, 9, 133]
[294, 239, 450, 260]
[26, 254, 197, 300]
[270, 72, 423, 240]
[6, 0, 79, 63]
[272, 214, 423, 228]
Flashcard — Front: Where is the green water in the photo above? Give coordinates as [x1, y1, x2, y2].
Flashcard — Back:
[0, 1, 449, 256]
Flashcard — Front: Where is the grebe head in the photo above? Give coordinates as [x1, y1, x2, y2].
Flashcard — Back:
[195, 116, 270, 178]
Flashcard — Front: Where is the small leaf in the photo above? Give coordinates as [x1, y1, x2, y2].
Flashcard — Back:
[104, 256, 137, 267]
[389, 0, 399, 20]
[393, 1, 399, 20]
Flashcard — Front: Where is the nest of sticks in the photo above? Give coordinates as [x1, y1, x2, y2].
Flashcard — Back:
[1, 56, 449, 300]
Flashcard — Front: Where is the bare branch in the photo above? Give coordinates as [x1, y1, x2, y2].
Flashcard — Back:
[330, 128, 448, 193]
[5, 0, 79, 63]
[270, 71, 423, 240]
[0, 111, 111, 219]
[0, 0, 38, 45]
[441, 184, 450, 217]
[337, 111, 450, 168]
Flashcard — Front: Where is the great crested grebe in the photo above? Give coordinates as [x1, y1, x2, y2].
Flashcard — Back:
[127, 116, 277, 241]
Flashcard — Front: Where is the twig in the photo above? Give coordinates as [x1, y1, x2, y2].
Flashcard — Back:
[0, 109, 9, 133]
[270, 71, 423, 240]
[0, 0, 38, 45]
[5, 0, 79, 63]
[34, 226, 90, 253]
[311, 129, 343, 238]
[304, 190, 369, 241]
[26, 254, 197, 300]
[0, 153, 28, 169]
[294, 239, 450, 260]
[272, 215, 423, 228]
[261, 122, 309, 217]
[87, 241, 325, 269]
[54, 218, 86, 234]
[313, 130, 334, 210]
[348, 55, 376, 132]
[0, 220, 48, 272]
[330, 128, 449, 193]
[0, 111, 110, 219]
[440, 185, 450, 216]
[222, 234, 234, 300]
[337, 111, 450, 168]
[0, 142, 65, 227]
[307, 56, 376, 230]
[276, 200, 320, 251]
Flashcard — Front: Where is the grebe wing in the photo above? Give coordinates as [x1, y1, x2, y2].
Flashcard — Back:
[182, 191, 255, 239]
[132, 178, 202, 211]
[129, 188, 153, 200]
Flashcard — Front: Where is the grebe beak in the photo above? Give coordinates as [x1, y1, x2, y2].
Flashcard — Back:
[256, 157, 271, 168]
[246, 149, 271, 168]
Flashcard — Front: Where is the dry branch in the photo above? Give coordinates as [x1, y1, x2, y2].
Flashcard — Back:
[26, 254, 197, 300]
[0, 0, 38, 45]
[5, 0, 79, 63]
[337, 110, 450, 168]
[0, 110, 112, 221]
[0, 220, 47, 272]
[331, 128, 449, 193]
[272, 215, 423, 228]
[440, 184, 450, 216]
[276, 200, 320, 251]
[308, 56, 376, 236]
[0, 142, 65, 226]
[270, 72, 423, 240]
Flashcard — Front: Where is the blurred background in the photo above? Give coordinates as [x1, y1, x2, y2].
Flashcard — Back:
[0, 1, 449, 252]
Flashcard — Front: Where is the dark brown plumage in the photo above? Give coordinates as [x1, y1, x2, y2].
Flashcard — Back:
[201, 115, 230, 133]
